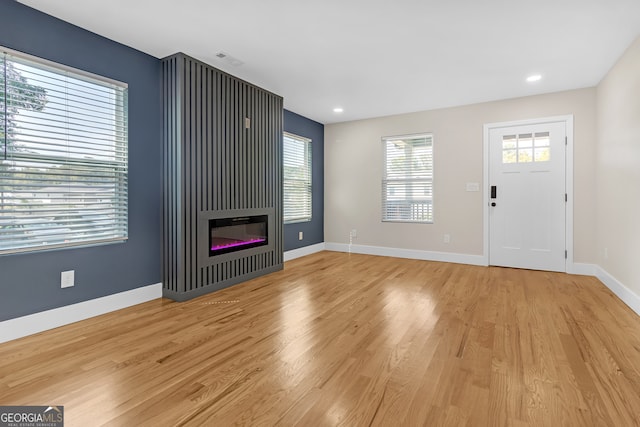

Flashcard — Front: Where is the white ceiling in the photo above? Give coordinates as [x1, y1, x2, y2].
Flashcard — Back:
[18, 0, 640, 124]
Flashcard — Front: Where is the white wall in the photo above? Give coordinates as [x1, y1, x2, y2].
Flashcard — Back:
[596, 36, 640, 293]
[325, 88, 597, 263]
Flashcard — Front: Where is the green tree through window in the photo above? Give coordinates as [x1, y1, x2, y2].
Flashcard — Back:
[0, 49, 128, 254]
[0, 56, 48, 151]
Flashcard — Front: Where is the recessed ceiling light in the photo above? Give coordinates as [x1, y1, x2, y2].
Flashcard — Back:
[333, 107, 344, 113]
[526, 74, 542, 83]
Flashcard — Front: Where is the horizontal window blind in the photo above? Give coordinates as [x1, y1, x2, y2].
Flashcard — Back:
[382, 133, 433, 223]
[283, 132, 312, 223]
[0, 49, 128, 255]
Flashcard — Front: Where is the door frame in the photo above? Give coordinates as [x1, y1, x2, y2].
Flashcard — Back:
[482, 115, 574, 272]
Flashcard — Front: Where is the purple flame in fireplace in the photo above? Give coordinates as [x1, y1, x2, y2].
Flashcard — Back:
[210, 237, 267, 252]
[209, 215, 268, 256]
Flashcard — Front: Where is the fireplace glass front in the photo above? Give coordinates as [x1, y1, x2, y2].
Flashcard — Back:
[209, 215, 268, 256]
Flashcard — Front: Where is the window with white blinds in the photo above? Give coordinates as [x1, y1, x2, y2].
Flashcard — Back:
[283, 132, 312, 223]
[382, 133, 433, 223]
[0, 48, 128, 255]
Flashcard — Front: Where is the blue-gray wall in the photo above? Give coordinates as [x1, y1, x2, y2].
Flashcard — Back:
[0, 1, 162, 321]
[283, 110, 324, 251]
[0, 3, 324, 322]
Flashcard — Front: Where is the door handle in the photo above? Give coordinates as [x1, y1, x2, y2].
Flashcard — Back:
[490, 185, 497, 199]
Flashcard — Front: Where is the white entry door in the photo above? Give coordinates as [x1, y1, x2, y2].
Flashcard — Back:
[489, 121, 566, 272]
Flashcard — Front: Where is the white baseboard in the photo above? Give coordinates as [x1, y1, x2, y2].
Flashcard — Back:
[284, 242, 326, 261]
[0, 283, 163, 344]
[596, 267, 640, 317]
[568, 262, 598, 276]
[325, 242, 486, 266]
[325, 243, 639, 318]
[3, 255, 636, 345]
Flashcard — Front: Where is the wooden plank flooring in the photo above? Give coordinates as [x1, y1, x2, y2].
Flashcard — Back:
[1, 251, 640, 426]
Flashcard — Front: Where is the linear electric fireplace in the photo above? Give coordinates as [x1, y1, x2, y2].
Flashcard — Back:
[209, 215, 268, 256]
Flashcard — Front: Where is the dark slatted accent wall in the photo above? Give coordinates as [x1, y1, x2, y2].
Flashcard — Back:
[162, 55, 183, 294]
[162, 53, 283, 300]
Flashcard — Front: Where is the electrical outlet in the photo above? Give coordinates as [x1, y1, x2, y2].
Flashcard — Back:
[350, 229, 357, 238]
[61, 270, 75, 288]
[298, 231, 303, 240]
[444, 234, 451, 244]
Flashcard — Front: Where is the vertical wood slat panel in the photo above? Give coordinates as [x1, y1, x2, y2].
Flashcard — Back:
[191, 60, 197, 291]
[171, 57, 177, 292]
[196, 62, 203, 288]
[162, 60, 170, 291]
[276, 94, 284, 264]
[244, 82, 250, 210]
[191, 62, 198, 290]
[259, 89, 264, 210]
[231, 79, 236, 210]
[162, 59, 168, 291]
[245, 86, 250, 211]
[162, 53, 283, 298]
[166, 57, 174, 292]
[198, 64, 205, 289]
[269, 93, 275, 266]
[182, 57, 188, 292]
[239, 80, 245, 210]
[216, 72, 222, 212]
[207, 67, 213, 212]
[238, 80, 243, 210]
[260, 89, 264, 205]
[253, 89, 259, 210]
[245, 82, 249, 211]
[218, 73, 224, 212]
[204, 67, 211, 288]
[233, 79, 239, 210]
[223, 73, 229, 211]
[227, 74, 232, 210]
[175, 56, 185, 294]
[184, 58, 192, 291]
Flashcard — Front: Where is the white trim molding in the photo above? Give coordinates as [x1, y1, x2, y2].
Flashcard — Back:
[325, 245, 638, 318]
[325, 242, 486, 266]
[0, 283, 162, 344]
[596, 267, 640, 317]
[284, 243, 326, 261]
[2, 253, 637, 346]
[483, 115, 575, 271]
[568, 262, 598, 276]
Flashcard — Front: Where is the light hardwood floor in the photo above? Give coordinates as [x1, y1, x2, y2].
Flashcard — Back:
[1, 251, 640, 426]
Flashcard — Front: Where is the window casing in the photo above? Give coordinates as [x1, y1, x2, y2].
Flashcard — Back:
[283, 132, 312, 224]
[0, 48, 128, 255]
[382, 133, 433, 223]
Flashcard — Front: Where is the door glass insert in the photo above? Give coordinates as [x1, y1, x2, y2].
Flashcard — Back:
[502, 132, 551, 164]
[533, 132, 551, 162]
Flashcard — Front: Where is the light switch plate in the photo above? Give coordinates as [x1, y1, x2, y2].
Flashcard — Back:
[466, 182, 480, 192]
